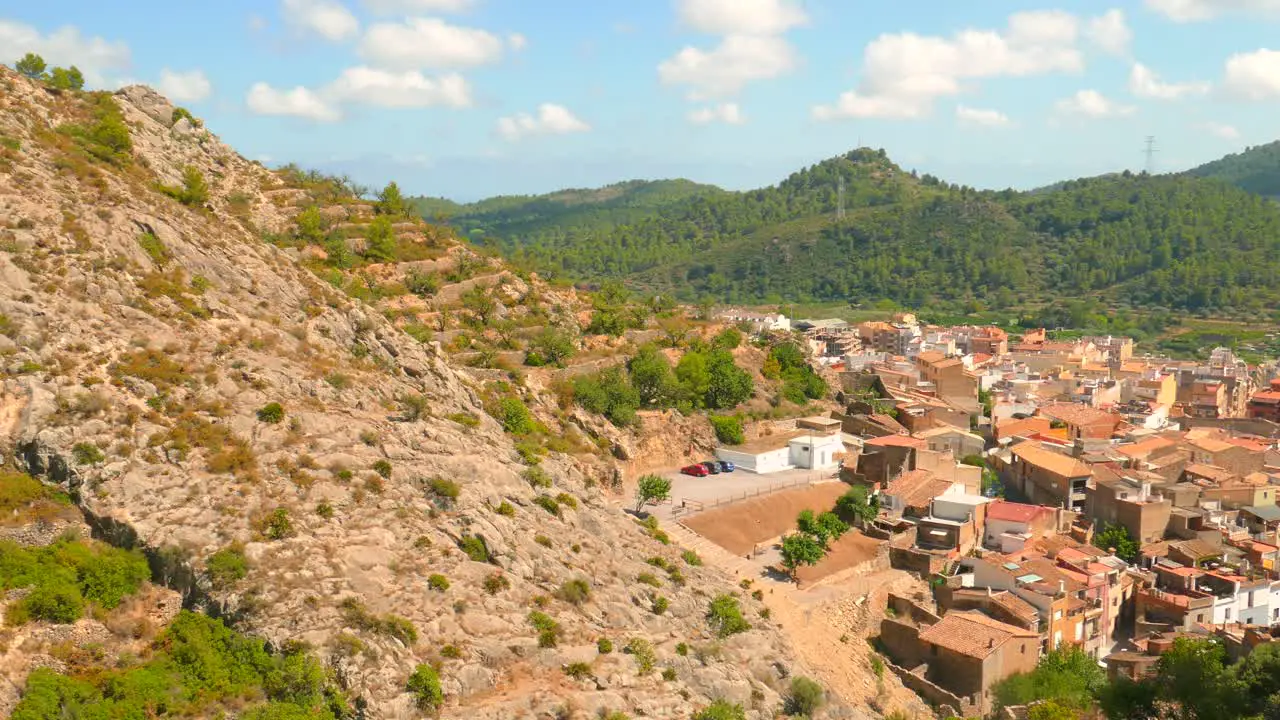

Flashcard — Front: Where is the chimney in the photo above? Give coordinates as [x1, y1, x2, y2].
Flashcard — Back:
[1059, 580, 1066, 595]
[988, 638, 995, 648]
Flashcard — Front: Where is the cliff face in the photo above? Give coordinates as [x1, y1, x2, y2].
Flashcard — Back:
[0, 69, 813, 718]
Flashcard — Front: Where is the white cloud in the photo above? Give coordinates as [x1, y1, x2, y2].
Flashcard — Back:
[1128, 62, 1210, 98]
[281, 0, 359, 41]
[689, 103, 744, 125]
[248, 14, 268, 33]
[508, 33, 527, 51]
[0, 20, 130, 86]
[1198, 121, 1241, 139]
[496, 103, 590, 141]
[1054, 89, 1136, 118]
[246, 82, 340, 121]
[956, 105, 1012, 127]
[1087, 9, 1132, 55]
[812, 10, 1083, 120]
[325, 66, 471, 107]
[676, 0, 807, 35]
[659, 34, 798, 99]
[157, 69, 212, 102]
[1145, 0, 1280, 22]
[360, 17, 505, 69]
[1223, 48, 1280, 99]
[361, 0, 475, 12]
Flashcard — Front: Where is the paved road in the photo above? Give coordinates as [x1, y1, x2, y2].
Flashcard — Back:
[652, 465, 838, 520]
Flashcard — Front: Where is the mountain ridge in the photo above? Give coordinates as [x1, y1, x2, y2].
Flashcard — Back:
[413, 145, 1280, 316]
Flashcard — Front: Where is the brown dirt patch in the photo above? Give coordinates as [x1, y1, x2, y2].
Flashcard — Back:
[795, 530, 883, 585]
[683, 482, 849, 555]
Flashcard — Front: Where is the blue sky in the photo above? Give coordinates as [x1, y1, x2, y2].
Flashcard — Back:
[4, 0, 1280, 200]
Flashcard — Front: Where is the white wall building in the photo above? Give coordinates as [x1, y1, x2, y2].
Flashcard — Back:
[714, 417, 844, 474]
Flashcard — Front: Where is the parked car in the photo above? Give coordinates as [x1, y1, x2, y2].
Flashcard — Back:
[717, 461, 736, 473]
[700, 461, 721, 475]
[680, 464, 709, 477]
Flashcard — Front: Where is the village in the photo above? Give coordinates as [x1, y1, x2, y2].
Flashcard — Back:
[653, 308, 1280, 718]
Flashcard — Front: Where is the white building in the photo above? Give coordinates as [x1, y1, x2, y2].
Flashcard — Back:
[716, 309, 791, 334]
[714, 417, 844, 474]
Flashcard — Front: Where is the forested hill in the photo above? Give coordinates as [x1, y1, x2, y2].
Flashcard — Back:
[1185, 141, 1280, 198]
[413, 148, 1280, 314]
[408, 178, 722, 240]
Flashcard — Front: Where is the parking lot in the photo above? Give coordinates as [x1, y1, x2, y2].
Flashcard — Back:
[652, 464, 838, 520]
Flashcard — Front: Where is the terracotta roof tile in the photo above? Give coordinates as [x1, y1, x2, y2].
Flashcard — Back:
[918, 611, 1037, 659]
[1010, 443, 1092, 478]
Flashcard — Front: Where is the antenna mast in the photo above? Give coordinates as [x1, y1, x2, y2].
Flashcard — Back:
[837, 175, 846, 221]
[1143, 136, 1158, 174]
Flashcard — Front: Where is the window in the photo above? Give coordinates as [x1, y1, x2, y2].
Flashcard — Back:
[1225, 608, 1232, 620]
[1197, 613, 1205, 623]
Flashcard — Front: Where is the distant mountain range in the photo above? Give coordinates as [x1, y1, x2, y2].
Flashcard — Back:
[408, 144, 1280, 316]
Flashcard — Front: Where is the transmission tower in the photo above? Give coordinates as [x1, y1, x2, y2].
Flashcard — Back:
[1143, 135, 1158, 174]
[837, 175, 846, 221]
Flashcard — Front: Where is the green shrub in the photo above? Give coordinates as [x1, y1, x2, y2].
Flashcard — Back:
[440, 644, 462, 659]
[534, 534, 552, 548]
[785, 676, 826, 716]
[172, 107, 195, 125]
[258, 507, 293, 540]
[533, 494, 560, 516]
[315, 502, 334, 519]
[256, 403, 285, 424]
[372, 460, 392, 479]
[682, 550, 703, 566]
[624, 637, 656, 674]
[404, 270, 439, 297]
[426, 476, 460, 502]
[159, 166, 210, 206]
[709, 415, 744, 445]
[706, 594, 751, 638]
[19, 580, 85, 623]
[556, 578, 591, 606]
[523, 466, 552, 488]
[207, 544, 249, 590]
[564, 661, 592, 680]
[447, 412, 480, 428]
[651, 596, 670, 615]
[427, 574, 450, 592]
[497, 397, 537, 435]
[482, 572, 510, 595]
[494, 500, 515, 516]
[693, 699, 747, 720]
[597, 637, 614, 654]
[11, 610, 347, 719]
[458, 535, 490, 563]
[528, 611, 562, 648]
[636, 572, 661, 587]
[406, 664, 443, 711]
[676, 642, 689, 656]
[0, 535, 150, 626]
[71, 442, 104, 465]
[554, 492, 578, 510]
[137, 232, 171, 266]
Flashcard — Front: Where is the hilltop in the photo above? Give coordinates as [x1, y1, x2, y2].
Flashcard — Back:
[422, 148, 1280, 317]
[0, 66, 859, 719]
[1185, 140, 1280, 199]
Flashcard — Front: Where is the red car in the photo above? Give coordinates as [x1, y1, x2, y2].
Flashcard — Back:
[680, 464, 709, 477]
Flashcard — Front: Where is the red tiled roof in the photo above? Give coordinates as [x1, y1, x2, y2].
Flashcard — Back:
[918, 611, 1037, 659]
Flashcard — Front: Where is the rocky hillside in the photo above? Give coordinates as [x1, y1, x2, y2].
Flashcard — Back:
[0, 68, 832, 718]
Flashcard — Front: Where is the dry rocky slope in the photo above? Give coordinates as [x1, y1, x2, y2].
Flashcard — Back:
[0, 70, 870, 718]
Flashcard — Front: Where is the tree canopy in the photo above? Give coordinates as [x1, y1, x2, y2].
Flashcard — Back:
[414, 147, 1280, 314]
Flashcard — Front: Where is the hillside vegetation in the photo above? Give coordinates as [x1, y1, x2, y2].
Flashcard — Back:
[0, 64, 820, 719]
[422, 148, 1280, 315]
[1186, 140, 1280, 198]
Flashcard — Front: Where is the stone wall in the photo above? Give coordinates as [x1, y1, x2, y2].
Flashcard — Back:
[890, 545, 947, 576]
